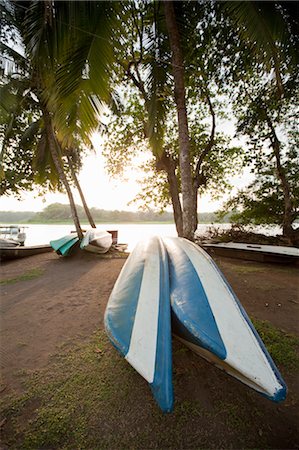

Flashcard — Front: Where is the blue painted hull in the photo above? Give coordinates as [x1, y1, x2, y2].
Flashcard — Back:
[164, 237, 287, 403]
[50, 234, 79, 256]
[104, 236, 173, 413]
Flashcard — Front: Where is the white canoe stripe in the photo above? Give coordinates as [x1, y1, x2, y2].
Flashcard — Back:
[125, 238, 160, 383]
[173, 238, 283, 396]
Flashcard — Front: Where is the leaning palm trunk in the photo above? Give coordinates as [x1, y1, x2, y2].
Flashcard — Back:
[43, 109, 83, 240]
[67, 156, 96, 229]
[163, 0, 196, 241]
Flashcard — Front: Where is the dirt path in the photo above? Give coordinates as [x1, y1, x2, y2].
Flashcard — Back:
[0, 252, 125, 387]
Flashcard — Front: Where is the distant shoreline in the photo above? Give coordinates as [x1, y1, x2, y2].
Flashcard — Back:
[0, 203, 228, 225]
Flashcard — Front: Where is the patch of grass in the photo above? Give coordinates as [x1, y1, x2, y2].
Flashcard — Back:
[0, 268, 44, 285]
[0, 332, 145, 449]
[232, 265, 264, 274]
[16, 342, 28, 348]
[217, 400, 247, 430]
[1, 325, 298, 449]
[252, 318, 299, 370]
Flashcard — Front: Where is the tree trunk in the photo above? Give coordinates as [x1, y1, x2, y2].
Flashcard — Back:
[164, 0, 195, 241]
[43, 110, 83, 239]
[191, 188, 198, 234]
[192, 92, 216, 234]
[272, 138, 295, 240]
[67, 155, 97, 229]
[266, 116, 295, 242]
[167, 169, 183, 237]
[156, 152, 183, 236]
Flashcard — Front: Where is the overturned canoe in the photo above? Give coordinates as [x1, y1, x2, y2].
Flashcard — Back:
[80, 229, 112, 254]
[202, 242, 299, 264]
[50, 234, 79, 256]
[163, 237, 287, 402]
[104, 236, 173, 413]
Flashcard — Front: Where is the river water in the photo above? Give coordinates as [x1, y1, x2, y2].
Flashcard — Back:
[5, 222, 282, 251]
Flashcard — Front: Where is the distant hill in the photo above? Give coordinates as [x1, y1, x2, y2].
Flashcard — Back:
[0, 203, 231, 224]
[0, 211, 36, 223]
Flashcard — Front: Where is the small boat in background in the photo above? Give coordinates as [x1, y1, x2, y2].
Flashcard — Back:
[0, 238, 20, 248]
[0, 225, 27, 246]
[0, 244, 52, 261]
[202, 242, 299, 264]
[164, 237, 287, 402]
[50, 233, 79, 256]
[80, 229, 112, 254]
[105, 236, 173, 413]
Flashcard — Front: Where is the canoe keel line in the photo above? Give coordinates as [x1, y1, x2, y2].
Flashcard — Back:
[104, 237, 287, 413]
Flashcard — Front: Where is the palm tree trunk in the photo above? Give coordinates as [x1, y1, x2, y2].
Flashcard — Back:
[156, 152, 183, 236]
[167, 169, 183, 237]
[163, 0, 195, 241]
[43, 109, 83, 239]
[67, 155, 97, 229]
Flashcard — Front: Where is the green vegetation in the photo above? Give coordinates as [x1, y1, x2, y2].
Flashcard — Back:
[0, 203, 232, 224]
[253, 319, 299, 370]
[1, 2, 297, 242]
[0, 268, 44, 285]
[0, 211, 35, 223]
[1, 322, 298, 449]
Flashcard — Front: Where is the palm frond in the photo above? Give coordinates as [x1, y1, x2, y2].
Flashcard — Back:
[223, 1, 294, 95]
[54, 1, 115, 100]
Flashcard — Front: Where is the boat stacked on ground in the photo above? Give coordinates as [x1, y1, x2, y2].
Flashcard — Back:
[0, 244, 52, 261]
[0, 225, 53, 261]
[80, 229, 112, 254]
[105, 236, 173, 413]
[50, 228, 116, 256]
[50, 233, 79, 256]
[202, 241, 299, 264]
[104, 236, 287, 413]
[164, 238, 286, 402]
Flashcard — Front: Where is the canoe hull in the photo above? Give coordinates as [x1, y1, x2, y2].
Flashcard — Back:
[164, 237, 287, 402]
[104, 236, 173, 412]
[202, 242, 299, 264]
[80, 229, 112, 254]
[0, 244, 52, 261]
[50, 234, 79, 256]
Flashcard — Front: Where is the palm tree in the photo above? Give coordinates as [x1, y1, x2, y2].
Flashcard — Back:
[66, 150, 96, 229]
[1, 1, 117, 238]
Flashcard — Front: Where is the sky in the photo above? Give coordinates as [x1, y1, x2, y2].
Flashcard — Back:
[0, 125, 252, 214]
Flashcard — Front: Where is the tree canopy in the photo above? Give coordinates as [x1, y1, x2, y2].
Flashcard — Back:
[1, 0, 298, 242]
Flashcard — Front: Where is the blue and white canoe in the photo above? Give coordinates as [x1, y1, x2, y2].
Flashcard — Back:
[104, 236, 173, 413]
[163, 237, 287, 402]
[50, 233, 79, 256]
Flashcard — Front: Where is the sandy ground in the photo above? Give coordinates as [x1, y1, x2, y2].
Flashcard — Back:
[0, 251, 125, 385]
[0, 249, 298, 448]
